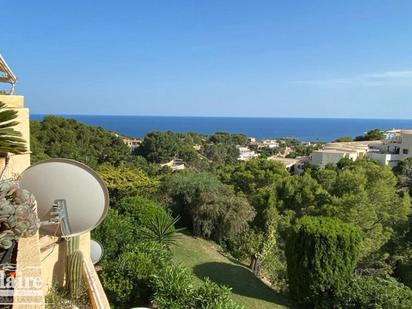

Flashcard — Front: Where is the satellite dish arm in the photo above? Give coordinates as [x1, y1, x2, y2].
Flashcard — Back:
[39, 199, 72, 236]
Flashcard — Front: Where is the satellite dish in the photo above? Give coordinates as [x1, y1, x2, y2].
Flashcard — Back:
[19, 159, 109, 237]
[90, 239, 104, 264]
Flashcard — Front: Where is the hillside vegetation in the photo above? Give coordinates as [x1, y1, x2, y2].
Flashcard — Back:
[172, 233, 292, 309]
[31, 117, 412, 308]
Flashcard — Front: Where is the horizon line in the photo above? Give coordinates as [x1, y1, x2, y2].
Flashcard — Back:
[30, 113, 412, 121]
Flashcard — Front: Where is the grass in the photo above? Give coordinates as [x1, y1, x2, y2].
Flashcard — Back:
[171, 233, 293, 309]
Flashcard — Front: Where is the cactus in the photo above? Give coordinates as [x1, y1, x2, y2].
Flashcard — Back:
[66, 235, 80, 254]
[66, 236, 84, 300]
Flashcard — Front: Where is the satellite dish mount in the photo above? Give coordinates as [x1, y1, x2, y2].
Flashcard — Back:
[39, 199, 72, 237]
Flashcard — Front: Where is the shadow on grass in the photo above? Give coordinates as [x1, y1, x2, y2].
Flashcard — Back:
[193, 262, 290, 307]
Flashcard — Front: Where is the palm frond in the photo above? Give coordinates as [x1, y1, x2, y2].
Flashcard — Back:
[140, 213, 184, 247]
[0, 101, 27, 154]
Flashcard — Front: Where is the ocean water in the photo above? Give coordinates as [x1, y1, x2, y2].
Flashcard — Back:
[30, 115, 412, 142]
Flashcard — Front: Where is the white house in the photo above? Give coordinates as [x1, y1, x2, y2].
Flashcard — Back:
[268, 156, 310, 174]
[310, 141, 381, 167]
[161, 159, 186, 170]
[366, 130, 412, 167]
[310, 130, 412, 168]
[238, 146, 259, 161]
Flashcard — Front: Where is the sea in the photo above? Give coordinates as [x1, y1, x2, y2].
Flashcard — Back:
[30, 115, 412, 142]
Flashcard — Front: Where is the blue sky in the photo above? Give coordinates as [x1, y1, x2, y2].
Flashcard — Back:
[2, 1, 412, 118]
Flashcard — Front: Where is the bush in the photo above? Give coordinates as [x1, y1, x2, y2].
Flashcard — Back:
[150, 264, 195, 308]
[97, 163, 159, 203]
[195, 279, 244, 309]
[341, 275, 412, 309]
[285, 216, 361, 308]
[45, 284, 90, 309]
[150, 265, 243, 309]
[100, 241, 172, 306]
[91, 209, 136, 260]
[118, 195, 169, 227]
[397, 259, 412, 288]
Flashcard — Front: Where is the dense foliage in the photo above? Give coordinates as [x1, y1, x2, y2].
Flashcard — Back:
[31, 116, 412, 308]
[136, 130, 243, 169]
[30, 116, 130, 167]
[354, 128, 385, 141]
[93, 195, 242, 308]
[340, 275, 412, 309]
[96, 163, 159, 202]
[164, 172, 255, 242]
[285, 216, 361, 308]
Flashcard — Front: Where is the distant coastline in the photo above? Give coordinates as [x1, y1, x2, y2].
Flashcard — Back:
[30, 114, 412, 142]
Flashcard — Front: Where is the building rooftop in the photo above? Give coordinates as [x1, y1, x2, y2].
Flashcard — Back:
[318, 140, 382, 153]
[268, 156, 298, 166]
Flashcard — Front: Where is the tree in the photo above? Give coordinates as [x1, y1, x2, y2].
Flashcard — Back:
[394, 157, 412, 194]
[30, 116, 130, 167]
[164, 172, 255, 243]
[96, 163, 159, 203]
[208, 132, 248, 145]
[334, 136, 353, 142]
[319, 160, 411, 257]
[0, 102, 27, 154]
[354, 128, 384, 141]
[277, 173, 331, 216]
[219, 158, 288, 195]
[340, 275, 412, 309]
[285, 216, 361, 308]
[202, 143, 239, 165]
[136, 131, 182, 163]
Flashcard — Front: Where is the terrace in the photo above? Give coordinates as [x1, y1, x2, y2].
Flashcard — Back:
[0, 55, 110, 308]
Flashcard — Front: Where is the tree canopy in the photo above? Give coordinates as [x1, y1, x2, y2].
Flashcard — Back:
[30, 116, 131, 167]
[354, 128, 384, 141]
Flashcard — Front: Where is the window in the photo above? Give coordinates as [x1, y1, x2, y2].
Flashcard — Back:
[403, 148, 409, 155]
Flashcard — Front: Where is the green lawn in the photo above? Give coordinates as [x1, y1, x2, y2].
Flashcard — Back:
[171, 233, 293, 309]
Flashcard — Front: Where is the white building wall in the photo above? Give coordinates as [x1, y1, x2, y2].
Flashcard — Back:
[400, 132, 412, 160]
[310, 151, 346, 167]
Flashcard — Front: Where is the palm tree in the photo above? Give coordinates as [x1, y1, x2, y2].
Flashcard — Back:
[140, 212, 185, 247]
[0, 101, 26, 154]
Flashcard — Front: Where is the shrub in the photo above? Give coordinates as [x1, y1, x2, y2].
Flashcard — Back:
[397, 259, 412, 288]
[100, 241, 172, 306]
[91, 209, 136, 260]
[150, 264, 195, 308]
[118, 195, 169, 227]
[285, 216, 361, 308]
[97, 163, 159, 203]
[340, 275, 412, 309]
[195, 279, 244, 309]
[140, 212, 183, 246]
[45, 284, 90, 309]
[150, 265, 244, 309]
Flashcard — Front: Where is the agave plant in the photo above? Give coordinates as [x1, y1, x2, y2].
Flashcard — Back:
[140, 212, 184, 246]
[0, 101, 27, 155]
